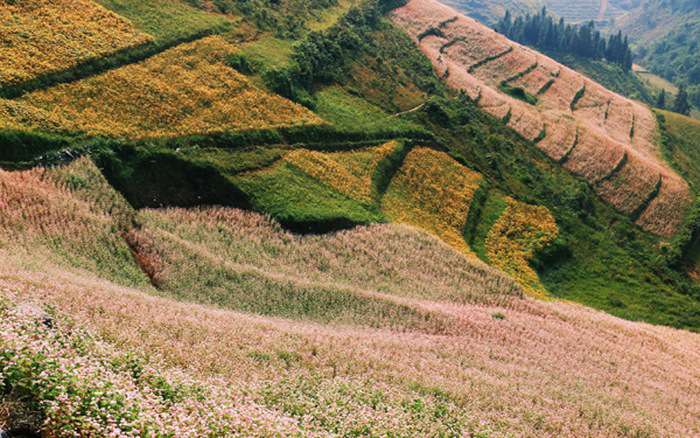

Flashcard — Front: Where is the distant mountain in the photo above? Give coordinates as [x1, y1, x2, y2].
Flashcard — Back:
[439, 0, 543, 24]
[612, 0, 700, 106]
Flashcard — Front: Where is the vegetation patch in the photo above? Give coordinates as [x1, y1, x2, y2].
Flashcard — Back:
[0, 159, 149, 288]
[314, 86, 423, 135]
[283, 141, 397, 203]
[499, 83, 538, 105]
[0, 0, 151, 88]
[234, 161, 383, 233]
[2, 36, 322, 139]
[96, 0, 232, 41]
[0, 295, 307, 436]
[485, 197, 558, 296]
[381, 147, 483, 257]
[127, 216, 456, 332]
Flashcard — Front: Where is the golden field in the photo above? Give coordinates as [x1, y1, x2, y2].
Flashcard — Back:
[0, 0, 151, 87]
[485, 197, 558, 296]
[382, 147, 483, 257]
[283, 141, 397, 204]
[0, 36, 323, 138]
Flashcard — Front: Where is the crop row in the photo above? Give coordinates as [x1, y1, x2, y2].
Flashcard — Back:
[0, 0, 151, 88]
[391, 0, 692, 236]
[0, 36, 323, 139]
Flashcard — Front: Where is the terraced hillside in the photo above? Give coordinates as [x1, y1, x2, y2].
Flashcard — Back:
[0, 0, 151, 88]
[1, 157, 699, 436]
[1, 0, 700, 434]
[0, 36, 322, 139]
[391, 0, 692, 236]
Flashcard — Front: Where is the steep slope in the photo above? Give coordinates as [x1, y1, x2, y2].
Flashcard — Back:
[1, 158, 699, 435]
[1, 0, 700, 434]
[2, 233, 699, 436]
[391, 0, 692, 236]
[0, 0, 151, 88]
[0, 36, 322, 139]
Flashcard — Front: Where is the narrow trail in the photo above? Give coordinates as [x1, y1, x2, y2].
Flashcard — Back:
[597, 0, 608, 21]
[391, 103, 425, 118]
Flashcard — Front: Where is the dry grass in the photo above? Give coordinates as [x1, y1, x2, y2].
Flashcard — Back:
[381, 147, 483, 257]
[137, 207, 521, 306]
[0, 36, 322, 139]
[485, 197, 558, 296]
[507, 101, 545, 141]
[0, 159, 149, 287]
[562, 130, 626, 182]
[510, 63, 560, 96]
[283, 141, 397, 204]
[392, 0, 693, 235]
[635, 173, 693, 237]
[0, 0, 151, 87]
[538, 113, 578, 160]
[470, 50, 537, 87]
[596, 152, 661, 215]
[2, 254, 698, 437]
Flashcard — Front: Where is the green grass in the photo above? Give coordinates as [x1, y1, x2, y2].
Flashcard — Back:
[233, 162, 384, 232]
[499, 84, 538, 105]
[238, 37, 296, 71]
[96, 0, 232, 41]
[306, 0, 360, 32]
[178, 146, 288, 174]
[655, 110, 700, 278]
[314, 86, 423, 134]
[658, 110, 700, 190]
[466, 190, 508, 262]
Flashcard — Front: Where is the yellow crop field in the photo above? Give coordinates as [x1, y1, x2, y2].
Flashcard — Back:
[382, 147, 482, 257]
[485, 197, 558, 296]
[284, 142, 397, 203]
[2, 36, 323, 138]
[0, 0, 152, 87]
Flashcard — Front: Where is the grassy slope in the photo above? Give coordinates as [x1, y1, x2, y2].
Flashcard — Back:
[2, 2, 700, 435]
[657, 110, 700, 278]
[332, 19, 700, 329]
[2, 245, 699, 437]
[555, 54, 653, 104]
[0, 155, 697, 435]
[2, 0, 698, 329]
[95, 0, 232, 41]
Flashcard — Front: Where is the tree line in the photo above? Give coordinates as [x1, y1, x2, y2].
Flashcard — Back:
[495, 8, 633, 71]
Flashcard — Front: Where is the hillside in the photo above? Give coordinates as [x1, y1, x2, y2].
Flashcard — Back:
[1, 0, 700, 435]
[392, 0, 690, 236]
[611, 0, 700, 108]
[1, 157, 699, 436]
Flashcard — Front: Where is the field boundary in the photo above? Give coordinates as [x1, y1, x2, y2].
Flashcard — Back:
[0, 22, 232, 99]
[468, 47, 514, 74]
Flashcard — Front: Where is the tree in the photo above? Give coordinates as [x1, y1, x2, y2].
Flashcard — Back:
[496, 10, 631, 69]
[673, 86, 691, 115]
[656, 89, 666, 109]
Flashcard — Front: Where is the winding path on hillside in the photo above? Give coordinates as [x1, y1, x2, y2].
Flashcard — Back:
[598, 0, 608, 21]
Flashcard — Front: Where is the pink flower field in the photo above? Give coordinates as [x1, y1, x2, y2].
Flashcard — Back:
[391, 0, 693, 236]
[0, 159, 699, 436]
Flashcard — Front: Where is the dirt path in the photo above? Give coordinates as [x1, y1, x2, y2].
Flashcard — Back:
[597, 0, 608, 21]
